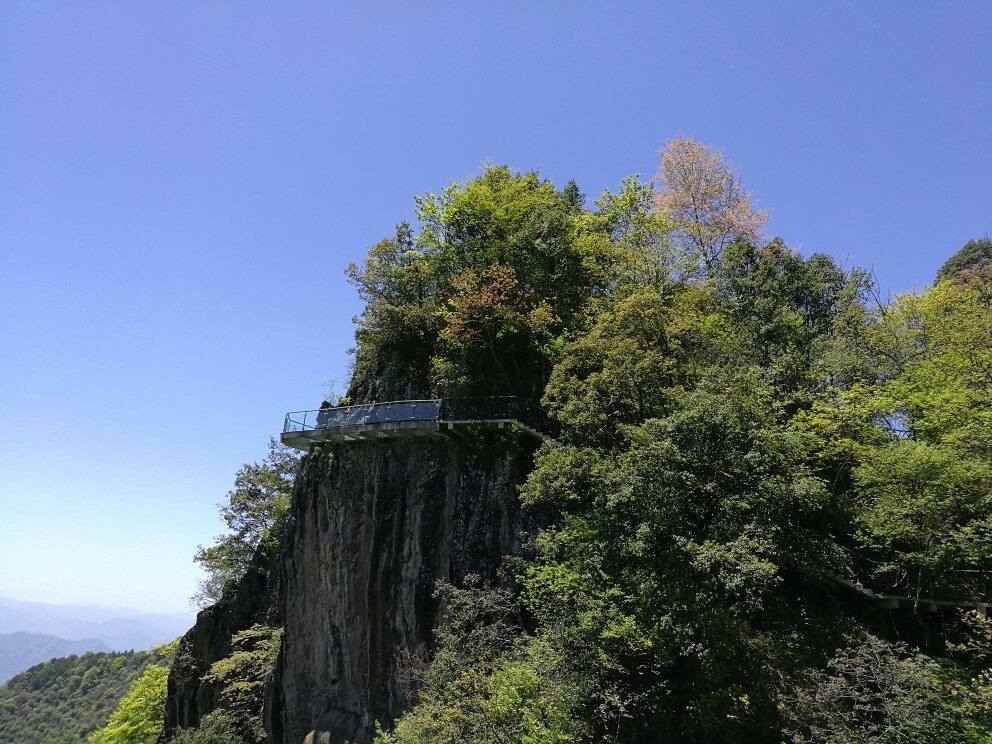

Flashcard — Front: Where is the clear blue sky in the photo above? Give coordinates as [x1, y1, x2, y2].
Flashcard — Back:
[1, 3, 989, 613]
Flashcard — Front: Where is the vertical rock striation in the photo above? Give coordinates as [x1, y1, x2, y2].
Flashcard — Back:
[268, 433, 538, 743]
[161, 429, 539, 743]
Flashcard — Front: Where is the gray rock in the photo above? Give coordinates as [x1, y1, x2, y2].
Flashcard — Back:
[163, 432, 540, 744]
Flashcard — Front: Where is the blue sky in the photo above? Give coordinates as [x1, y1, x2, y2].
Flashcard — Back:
[1, 3, 989, 614]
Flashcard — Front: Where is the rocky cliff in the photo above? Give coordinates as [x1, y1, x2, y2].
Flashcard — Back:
[163, 428, 540, 744]
[162, 546, 282, 738]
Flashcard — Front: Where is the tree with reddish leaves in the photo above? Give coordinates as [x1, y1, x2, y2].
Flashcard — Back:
[655, 135, 768, 278]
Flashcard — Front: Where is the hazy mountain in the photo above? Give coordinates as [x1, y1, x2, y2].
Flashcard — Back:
[0, 631, 110, 683]
[0, 596, 194, 652]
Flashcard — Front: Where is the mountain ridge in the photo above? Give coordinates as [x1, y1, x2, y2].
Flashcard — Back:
[0, 596, 194, 652]
[0, 631, 109, 684]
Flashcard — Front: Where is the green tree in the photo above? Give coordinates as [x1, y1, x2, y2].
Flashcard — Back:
[89, 642, 177, 744]
[936, 237, 992, 282]
[192, 439, 300, 608]
[591, 175, 679, 291]
[523, 372, 847, 740]
[800, 271, 992, 598]
[170, 712, 242, 744]
[348, 165, 609, 402]
[854, 441, 992, 599]
[198, 625, 282, 744]
[714, 238, 872, 411]
[88, 665, 169, 744]
[347, 222, 440, 401]
[541, 285, 733, 448]
[781, 635, 987, 743]
[376, 579, 588, 744]
[435, 262, 555, 397]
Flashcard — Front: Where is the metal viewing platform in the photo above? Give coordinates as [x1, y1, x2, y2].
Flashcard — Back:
[281, 397, 556, 451]
[829, 572, 991, 614]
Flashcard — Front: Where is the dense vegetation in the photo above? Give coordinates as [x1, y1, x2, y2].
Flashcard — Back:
[166, 625, 282, 744]
[87, 640, 177, 744]
[936, 236, 991, 282]
[342, 139, 991, 742]
[0, 644, 172, 744]
[167, 138, 990, 742]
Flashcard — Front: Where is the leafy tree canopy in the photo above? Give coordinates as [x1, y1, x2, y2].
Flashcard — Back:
[367, 143, 991, 742]
[197, 625, 282, 744]
[936, 237, 992, 282]
[89, 642, 178, 744]
[193, 439, 300, 608]
[347, 165, 613, 401]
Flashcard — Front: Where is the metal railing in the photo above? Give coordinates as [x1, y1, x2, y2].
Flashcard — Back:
[283, 397, 556, 437]
[283, 400, 442, 433]
[844, 564, 992, 607]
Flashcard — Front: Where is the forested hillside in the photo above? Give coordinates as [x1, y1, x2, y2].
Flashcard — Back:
[0, 644, 172, 744]
[160, 138, 992, 743]
[0, 632, 108, 684]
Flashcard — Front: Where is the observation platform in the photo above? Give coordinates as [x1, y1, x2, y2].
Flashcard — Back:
[281, 397, 556, 451]
[829, 573, 990, 614]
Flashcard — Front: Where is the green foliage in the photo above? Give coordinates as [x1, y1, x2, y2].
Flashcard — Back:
[193, 438, 300, 607]
[0, 645, 174, 744]
[160, 628, 278, 744]
[198, 625, 282, 743]
[346, 222, 440, 400]
[522, 373, 850, 740]
[715, 238, 872, 411]
[375, 579, 588, 744]
[854, 441, 992, 596]
[800, 272, 992, 598]
[170, 712, 242, 744]
[348, 165, 609, 401]
[936, 237, 992, 282]
[590, 175, 678, 291]
[352, 149, 992, 742]
[88, 665, 169, 744]
[541, 286, 732, 448]
[88, 641, 177, 744]
[781, 635, 989, 742]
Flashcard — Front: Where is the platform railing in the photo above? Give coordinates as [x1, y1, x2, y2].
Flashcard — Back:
[843, 563, 992, 607]
[283, 400, 441, 433]
[283, 397, 557, 437]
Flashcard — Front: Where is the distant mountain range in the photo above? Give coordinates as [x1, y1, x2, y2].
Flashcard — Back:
[0, 632, 109, 683]
[0, 596, 195, 682]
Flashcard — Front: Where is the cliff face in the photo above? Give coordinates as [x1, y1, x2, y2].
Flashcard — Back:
[163, 430, 539, 744]
[269, 434, 538, 744]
